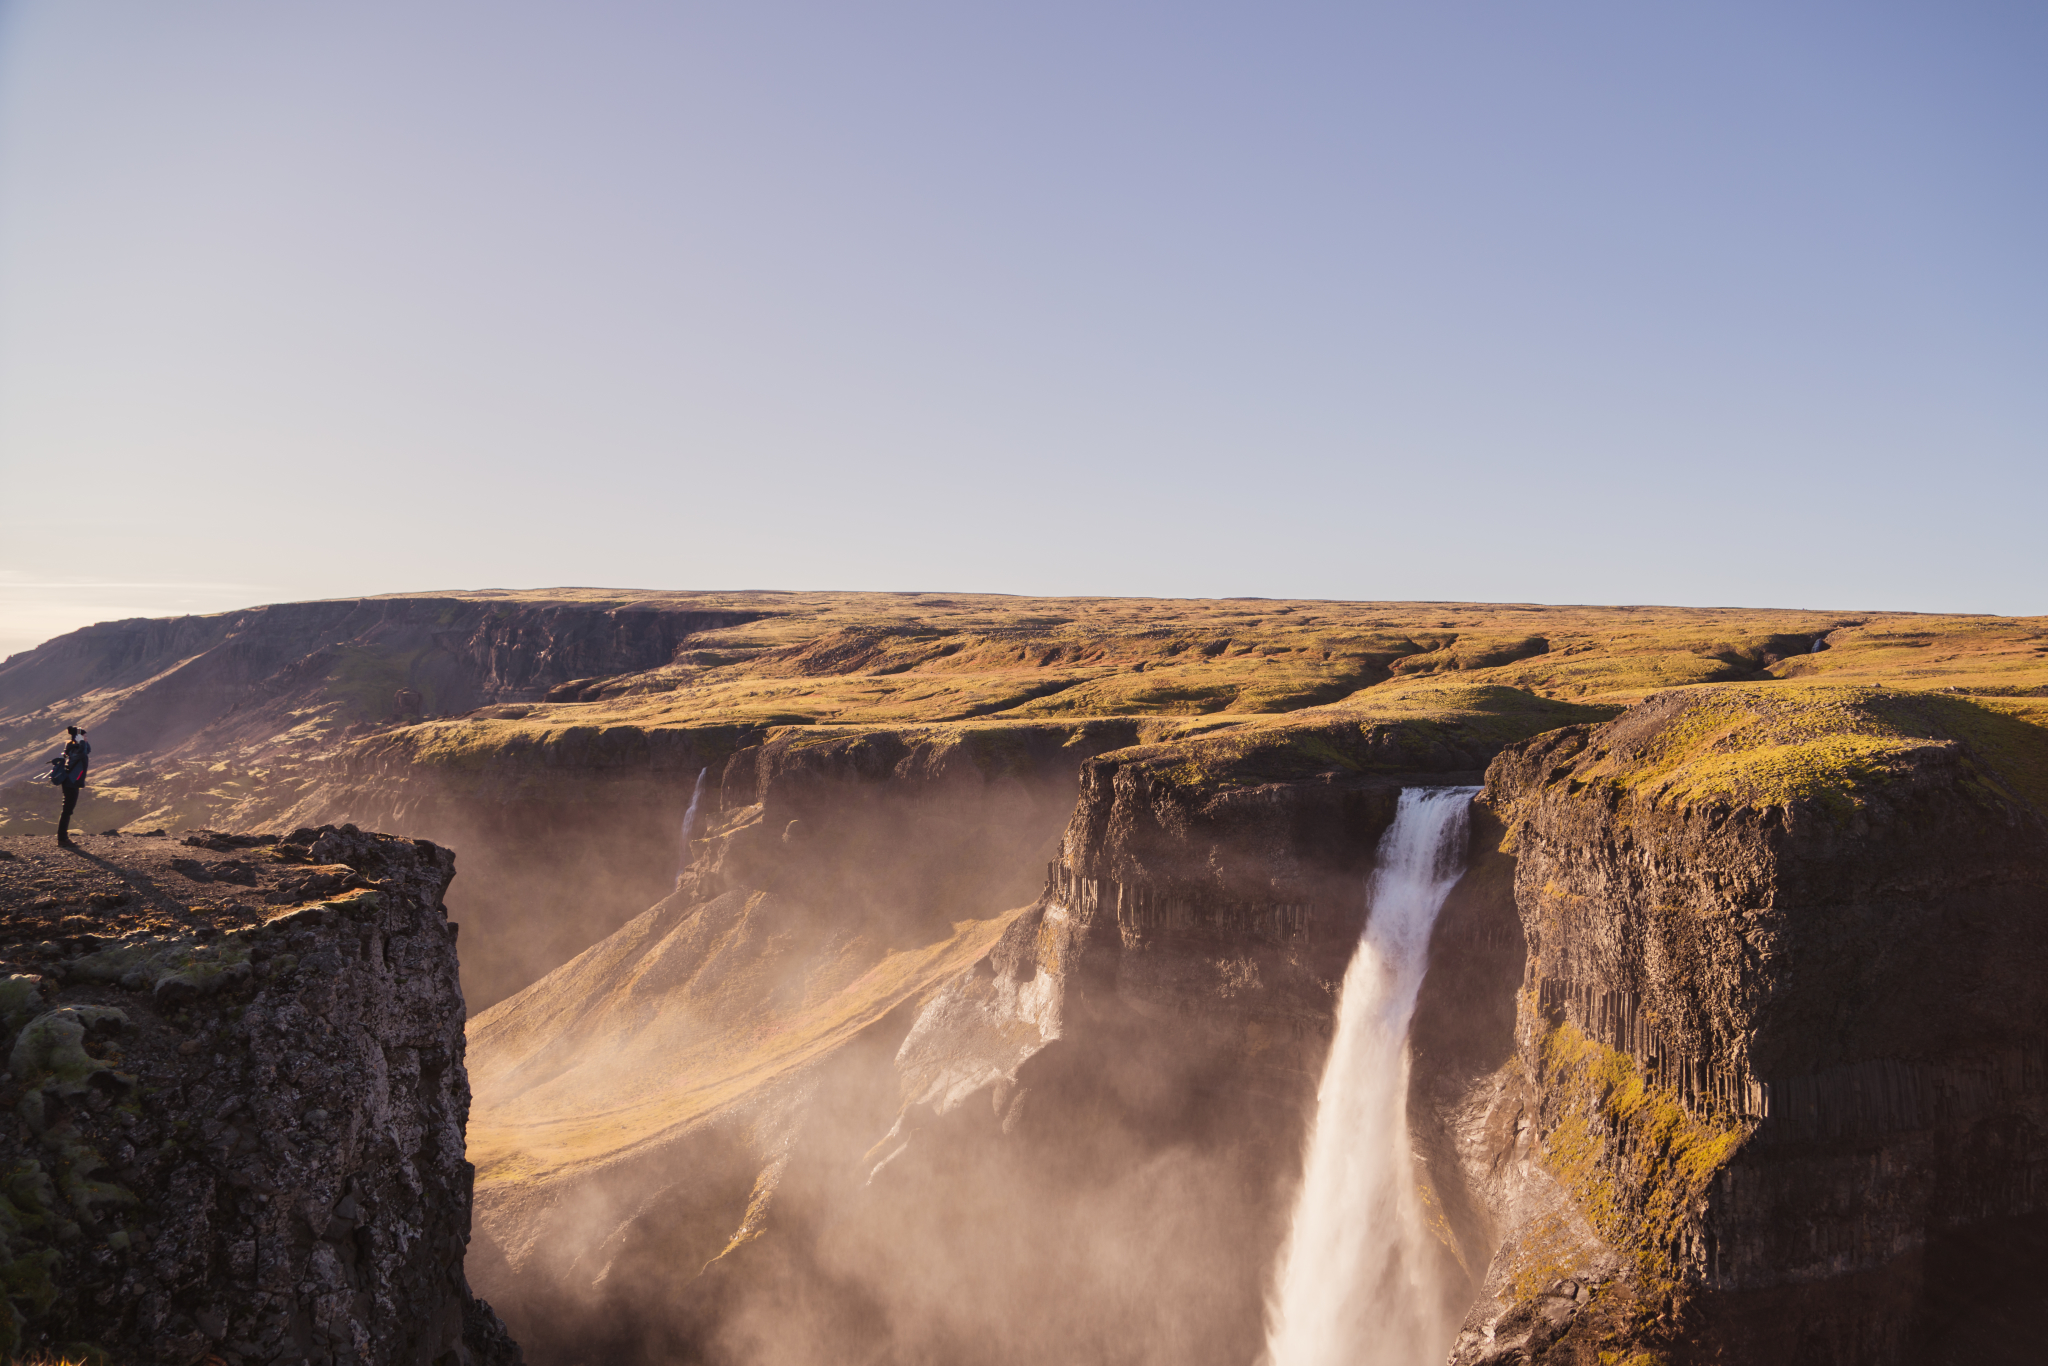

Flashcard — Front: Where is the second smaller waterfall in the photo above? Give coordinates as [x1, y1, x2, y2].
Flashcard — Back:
[675, 767, 707, 888]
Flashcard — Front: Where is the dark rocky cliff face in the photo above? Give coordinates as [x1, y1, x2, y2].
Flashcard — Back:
[641, 686, 2048, 1366]
[0, 826, 519, 1366]
[1457, 688, 2048, 1365]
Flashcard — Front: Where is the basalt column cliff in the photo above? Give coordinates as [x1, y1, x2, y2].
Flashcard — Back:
[1448, 687, 2048, 1364]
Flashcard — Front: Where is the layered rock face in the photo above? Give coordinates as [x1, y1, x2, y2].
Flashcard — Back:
[1458, 687, 2048, 1364]
[0, 826, 518, 1366]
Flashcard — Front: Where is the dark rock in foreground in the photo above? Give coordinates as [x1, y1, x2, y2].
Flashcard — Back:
[0, 826, 518, 1366]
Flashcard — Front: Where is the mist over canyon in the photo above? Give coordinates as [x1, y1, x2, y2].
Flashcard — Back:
[0, 589, 2043, 1366]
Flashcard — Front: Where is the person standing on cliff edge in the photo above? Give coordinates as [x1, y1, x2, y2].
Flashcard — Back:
[55, 725, 89, 848]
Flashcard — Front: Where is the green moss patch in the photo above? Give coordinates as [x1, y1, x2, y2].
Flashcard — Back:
[7, 1010, 128, 1090]
[0, 979, 47, 1040]
[69, 934, 252, 1002]
[1536, 1015, 1746, 1303]
[56, 892, 373, 1028]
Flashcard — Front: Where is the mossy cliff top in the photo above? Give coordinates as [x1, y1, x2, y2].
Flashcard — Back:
[1493, 683, 2048, 828]
[1468, 685, 2048, 1363]
[1484, 679, 2048, 1087]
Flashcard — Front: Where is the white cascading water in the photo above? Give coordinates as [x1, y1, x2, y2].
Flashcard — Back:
[1265, 785, 1480, 1366]
[675, 766, 707, 888]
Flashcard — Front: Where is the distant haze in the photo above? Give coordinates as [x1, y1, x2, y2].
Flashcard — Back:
[2, 0, 2043, 656]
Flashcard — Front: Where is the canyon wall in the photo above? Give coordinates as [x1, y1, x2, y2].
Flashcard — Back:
[460, 682, 2048, 1366]
[1452, 687, 2048, 1365]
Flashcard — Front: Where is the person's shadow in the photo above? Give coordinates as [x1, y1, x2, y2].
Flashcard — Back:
[55, 843, 206, 923]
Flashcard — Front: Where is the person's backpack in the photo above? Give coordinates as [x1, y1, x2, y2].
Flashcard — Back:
[46, 756, 67, 786]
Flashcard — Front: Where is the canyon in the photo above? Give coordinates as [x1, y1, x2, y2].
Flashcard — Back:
[1, 590, 2044, 1364]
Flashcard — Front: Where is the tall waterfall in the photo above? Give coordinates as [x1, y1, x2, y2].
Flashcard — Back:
[1265, 785, 1480, 1366]
[675, 766, 707, 888]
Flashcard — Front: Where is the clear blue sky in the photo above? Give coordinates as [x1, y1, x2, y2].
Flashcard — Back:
[2, 1, 2043, 656]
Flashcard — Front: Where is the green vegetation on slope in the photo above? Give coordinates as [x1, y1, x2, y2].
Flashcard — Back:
[1536, 1013, 1746, 1303]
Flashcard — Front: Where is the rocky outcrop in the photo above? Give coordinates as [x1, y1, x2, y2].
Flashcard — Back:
[0, 826, 518, 1366]
[1457, 686, 2048, 1364]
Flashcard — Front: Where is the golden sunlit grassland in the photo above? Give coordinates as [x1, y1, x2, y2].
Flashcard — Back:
[13, 590, 2043, 828]
[358, 592, 2046, 810]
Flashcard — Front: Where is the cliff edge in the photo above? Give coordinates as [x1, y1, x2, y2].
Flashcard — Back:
[0, 825, 519, 1366]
